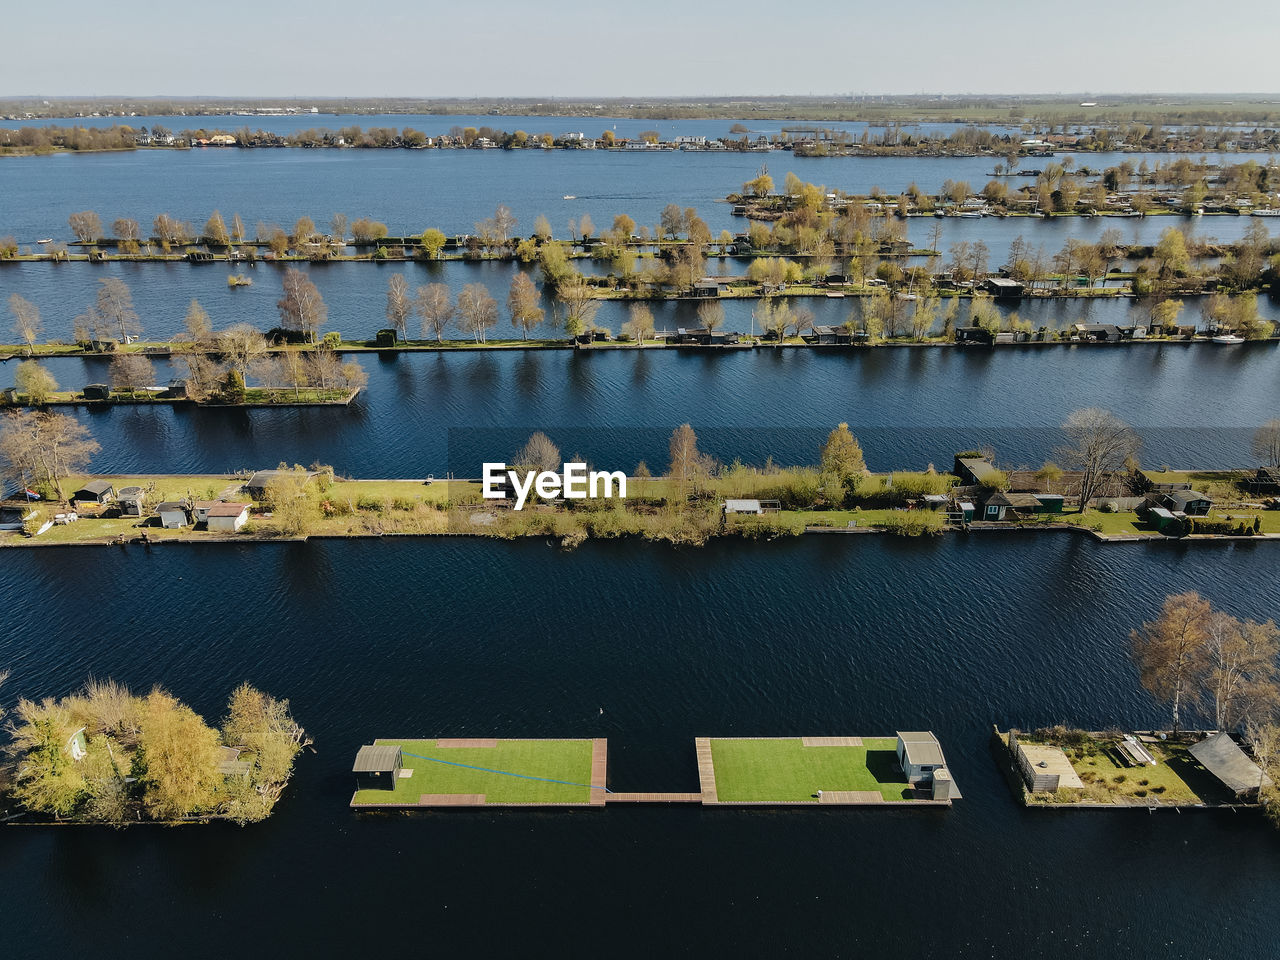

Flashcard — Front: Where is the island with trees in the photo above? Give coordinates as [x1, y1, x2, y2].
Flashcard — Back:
[4, 411, 1280, 548]
[0, 673, 307, 825]
[2, 187, 1278, 371]
[995, 592, 1280, 824]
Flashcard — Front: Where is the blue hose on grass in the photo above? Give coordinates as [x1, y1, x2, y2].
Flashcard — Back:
[399, 750, 611, 793]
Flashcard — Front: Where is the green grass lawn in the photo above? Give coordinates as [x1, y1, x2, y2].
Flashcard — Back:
[351, 739, 595, 805]
[709, 738, 911, 802]
[1040, 740, 1234, 806]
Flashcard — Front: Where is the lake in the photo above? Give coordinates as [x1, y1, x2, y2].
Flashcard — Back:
[2, 342, 1276, 476]
[2, 536, 1279, 959]
[2, 143, 1273, 249]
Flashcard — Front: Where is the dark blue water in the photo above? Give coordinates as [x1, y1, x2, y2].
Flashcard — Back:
[5, 342, 1276, 476]
[1, 145, 1267, 245]
[2, 537, 1278, 959]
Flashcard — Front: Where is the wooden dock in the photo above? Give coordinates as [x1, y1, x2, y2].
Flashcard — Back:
[695, 737, 718, 804]
[605, 793, 703, 803]
[590, 739, 608, 806]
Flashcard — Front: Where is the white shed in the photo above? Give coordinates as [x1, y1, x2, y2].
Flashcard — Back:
[724, 499, 763, 515]
[155, 502, 190, 529]
[206, 502, 250, 533]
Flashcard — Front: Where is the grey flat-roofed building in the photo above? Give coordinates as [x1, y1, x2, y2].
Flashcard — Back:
[897, 731, 947, 783]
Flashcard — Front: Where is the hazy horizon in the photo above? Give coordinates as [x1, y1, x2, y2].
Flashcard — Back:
[5, 0, 1280, 99]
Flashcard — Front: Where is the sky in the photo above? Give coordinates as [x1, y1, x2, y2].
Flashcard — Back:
[4, 0, 1280, 98]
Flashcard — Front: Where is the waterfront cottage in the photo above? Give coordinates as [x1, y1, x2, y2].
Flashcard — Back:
[352, 744, 403, 791]
[1010, 733, 1083, 793]
[206, 503, 251, 533]
[984, 277, 1024, 299]
[1161, 489, 1212, 516]
[896, 732, 949, 786]
[117, 486, 146, 516]
[72, 480, 115, 505]
[954, 456, 1002, 487]
[155, 501, 191, 529]
[980, 489, 1014, 520]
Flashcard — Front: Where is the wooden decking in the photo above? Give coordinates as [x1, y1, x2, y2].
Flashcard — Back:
[818, 790, 883, 804]
[419, 794, 487, 806]
[435, 738, 498, 748]
[606, 793, 703, 803]
[590, 739, 608, 806]
[695, 737, 718, 804]
[802, 736, 863, 747]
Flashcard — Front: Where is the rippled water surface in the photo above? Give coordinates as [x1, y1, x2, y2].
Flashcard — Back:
[2, 537, 1279, 958]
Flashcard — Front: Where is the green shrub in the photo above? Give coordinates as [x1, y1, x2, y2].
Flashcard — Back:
[356, 496, 385, 512]
[879, 511, 945, 536]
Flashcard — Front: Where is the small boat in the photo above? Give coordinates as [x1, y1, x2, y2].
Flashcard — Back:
[36, 238, 53, 244]
[1211, 334, 1245, 344]
[562, 194, 576, 200]
[1252, 209, 1280, 217]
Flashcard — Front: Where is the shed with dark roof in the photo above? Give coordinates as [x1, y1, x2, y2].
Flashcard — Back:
[353, 744, 403, 791]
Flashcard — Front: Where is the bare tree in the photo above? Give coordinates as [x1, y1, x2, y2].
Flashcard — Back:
[1130, 592, 1211, 734]
[217, 324, 268, 378]
[8, 293, 43, 355]
[1056, 407, 1141, 509]
[112, 218, 141, 246]
[555, 276, 601, 339]
[95, 278, 141, 343]
[385, 274, 412, 340]
[492, 204, 517, 243]
[621, 304, 655, 346]
[1252, 419, 1280, 467]
[696, 301, 725, 332]
[68, 210, 102, 243]
[0, 410, 100, 501]
[276, 268, 328, 343]
[180, 354, 225, 401]
[1202, 612, 1280, 731]
[513, 431, 561, 472]
[667, 423, 712, 494]
[109, 354, 156, 397]
[415, 284, 454, 342]
[184, 299, 213, 346]
[507, 272, 544, 339]
[457, 283, 498, 343]
[152, 213, 187, 247]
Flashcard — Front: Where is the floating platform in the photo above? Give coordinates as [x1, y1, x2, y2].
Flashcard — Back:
[696, 736, 958, 805]
[350, 734, 959, 809]
[350, 738, 606, 808]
